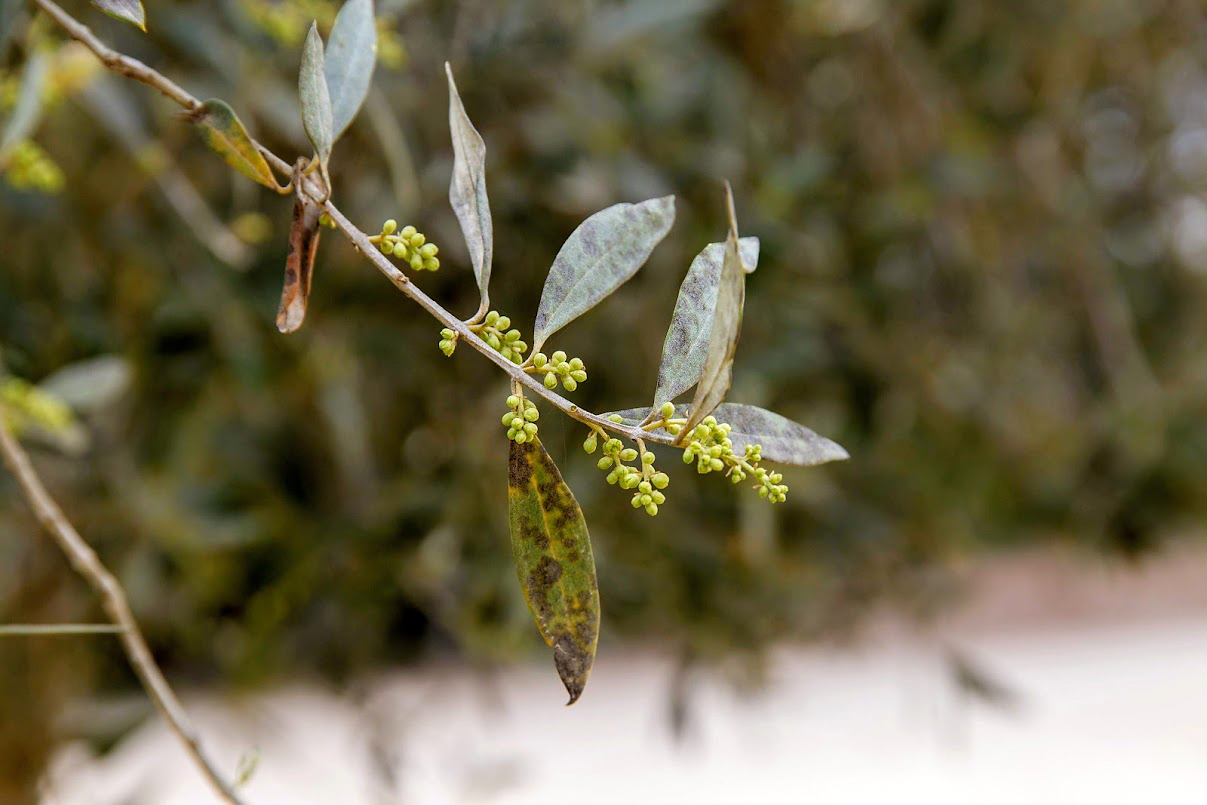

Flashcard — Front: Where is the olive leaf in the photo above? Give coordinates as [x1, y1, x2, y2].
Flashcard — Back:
[0, 50, 47, 155]
[652, 236, 760, 412]
[324, 0, 376, 142]
[185, 99, 278, 189]
[508, 435, 600, 705]
[445, 63, 493, 314]
[532, 195, 675, 353]
[299, 21, 333, 166]
[605, 402, 848, 466]
[90, 0, 145, 31]
[680, 183, 745, 436]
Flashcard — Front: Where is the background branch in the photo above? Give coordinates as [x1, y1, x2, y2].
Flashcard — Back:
[0, 416, 245, 805]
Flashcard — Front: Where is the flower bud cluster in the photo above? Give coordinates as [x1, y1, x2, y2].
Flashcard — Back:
[531, 351, 587, 392]
[648, 401, 685, 436]
[476, 310, 528, 364]
[377, 219, 440, 271]
[438, 328, 457, 357]
[590, 434, 669, 516]
[501, 394, 539, 444]
[681, 416, 787, 504]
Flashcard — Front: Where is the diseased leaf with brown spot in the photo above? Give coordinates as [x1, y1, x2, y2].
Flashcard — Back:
[185, 99, 278, 189]
[91, 0, 145, 31]
[532, 195, 675, 353]
[652, 236, 759, 413]
[680, 183, 745, 437]
[445, 63, 493, 314]
[276, 177, 323, 333]
[508, 436, 599, 704]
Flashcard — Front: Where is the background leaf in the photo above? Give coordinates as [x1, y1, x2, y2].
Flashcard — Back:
[187, 99, 278, 189]
[652, 236, 760, 411]
[299, 22, 333, 164]
[532, 195, 675, 352]
[0, 50, 47, 155]
[90, 0, 145, 31]
[681, 188, 745, 434]
[508, 436, 599, 705]
[446, 63, 493, 314]
[324, 0, 377, 142]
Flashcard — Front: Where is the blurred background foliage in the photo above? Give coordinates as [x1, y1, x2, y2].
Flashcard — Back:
[4, 0, 1207, 796]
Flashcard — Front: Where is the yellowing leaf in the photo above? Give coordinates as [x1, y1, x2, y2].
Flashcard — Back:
[90, 0, 145, 31]
[508, 436, 600, 704]
[185, 99, 278, 189]
[532, 196, 675, 353]
[446, 64, 493, 314]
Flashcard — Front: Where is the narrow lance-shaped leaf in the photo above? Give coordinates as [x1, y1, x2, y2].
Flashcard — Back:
[651, 236, 760, 413]
[185, 99, 278, 189]
[299, 22, 333, 166]
[91, 0, 145, 31]
[606, 403, 848, 466]
[324, 0, 377, 141]
[508, 436, 600, 705]
[445, 63, 493, 314]
[0, 50, 47, 154]
[679, 183, 745, 437]
[277, 162, 323, 333]
[532, 196, 675, 353]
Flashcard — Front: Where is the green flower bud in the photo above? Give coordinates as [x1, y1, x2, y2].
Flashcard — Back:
[652, 491, 665, 505]
[419, 243, 438, 258]
[380, 240, 394, 255]
[513, 341, 528, 354]
[515, 431, 528, 444]
[710, 458, 724, 472]
[641, 452, 655, 465]
[703, 416, 717, 427]
[382, 219, 398, 235]
[606, 471, 619, 485]
[409, 232, 426, 247]
[645, 503, 658, 516]
[597, 456, 613, 470]
[410, 253, 425, 271]
[392, 242, 408, 258]
[619, 448, 638, 462]
[502, 412, 516, 426]
[400, 225, 417, 238]
[501, 347, 514, 361]
[631, 496, 643, 508]
[652, 473, 669, 489]
[638, 481, 652, 494]
[731, 473, 742, 484]
[551, 350, 567, 364]
[770, 472, 783, 484]
[496, 316, 511, 330]
[523, 408, 539, 422]
[668, 424, 682, 435]
[533, 353, 548, 368]
[562, 378, 578, 392]
[569, 358, 584, 371]
[622, 474, 641, 490]
[487, 334, 501, 349]
[441, 328, 455, 339]
[758, 486, 769, 499]
[543, 373, 558, 390]
[423, 257, 440, 271]
[683, 449, 694, 464]
[608, 414, 623, 423]
[486, 310, 500, 325]
[660, 402, 675, 419]
[507, 427, 517, 440]
[697, 460, 709, 474]
[570, 370, 587, 383]
[523, 422, 538, 435]
[584, 433, 598, 454]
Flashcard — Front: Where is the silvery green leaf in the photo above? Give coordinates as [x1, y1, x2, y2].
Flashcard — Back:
[0, 50, 47, 154]
[299, 22, 333, 164]
[533, 196, 675, 353]
[652, 236, 759, 411]
[91, 0, 145, 31]
[712, 403, 848, 466]
[324, 0, 376, 141]
[39, 355, 132, 413]
[446, 64, 493, 313]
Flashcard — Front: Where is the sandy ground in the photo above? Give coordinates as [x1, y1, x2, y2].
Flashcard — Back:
[41, 544, 1207, 804]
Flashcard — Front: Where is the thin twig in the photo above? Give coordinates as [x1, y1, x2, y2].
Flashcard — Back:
[0, 623, 124, 635]
[0, 418, 244, 805]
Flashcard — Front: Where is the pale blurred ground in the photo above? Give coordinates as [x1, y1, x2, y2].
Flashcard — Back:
[42, 543, 1207, 805]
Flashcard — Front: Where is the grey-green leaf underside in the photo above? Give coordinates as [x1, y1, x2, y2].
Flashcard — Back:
[446, 63, 493, 313]
[605, 403, 848, 466]
[324, 0, 377, 141]
[299, 22, 333, 164]
[91, 0, 145, 31]
[652, 236, 760, 411]
[532, 195, 675, 352]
